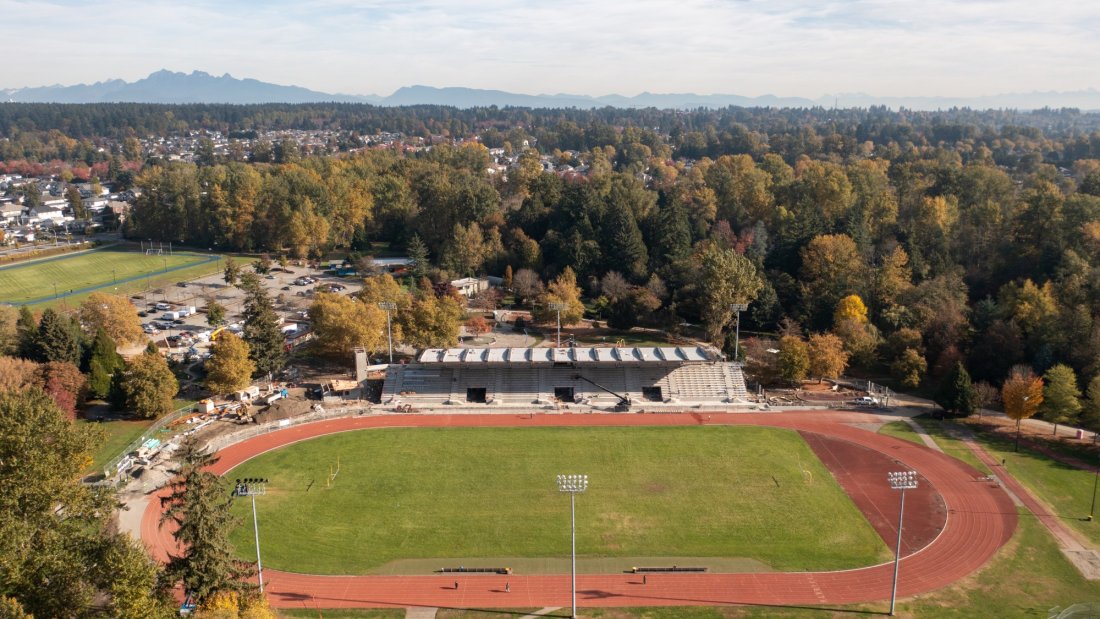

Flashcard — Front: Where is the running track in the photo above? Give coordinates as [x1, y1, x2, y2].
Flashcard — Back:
[141, 411, 1017, 611]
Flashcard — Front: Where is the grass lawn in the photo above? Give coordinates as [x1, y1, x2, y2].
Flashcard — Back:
[229, 426, 889, 575]
[0, 246, 222, 307]
[956, 422, 1100, 547]
[77, 417, 155, 473]
[877, 420, 924, 446]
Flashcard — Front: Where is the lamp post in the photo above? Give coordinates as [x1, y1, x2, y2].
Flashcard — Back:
[234, 478, 268, 592]
[549, 302, 566, 348]
[1089, 462, 1099, 521]
[887, 470, 918, 615]
[378, 301, 396, 364]
[730, 303, 748, 363]
[557, 474, 588, 619]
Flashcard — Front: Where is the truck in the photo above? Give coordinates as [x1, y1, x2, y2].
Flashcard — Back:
[155, 302, 171, 311]
[161, 311, 180, 321]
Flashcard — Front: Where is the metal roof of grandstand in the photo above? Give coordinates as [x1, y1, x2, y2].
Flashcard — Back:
[417, 346, 719, 365]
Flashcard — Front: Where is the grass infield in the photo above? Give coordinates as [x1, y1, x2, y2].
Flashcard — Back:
[228, 426, 890, 575]
[0, 246, 217, 306]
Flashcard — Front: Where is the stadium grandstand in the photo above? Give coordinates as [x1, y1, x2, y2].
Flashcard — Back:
[380, 346, 751, 412]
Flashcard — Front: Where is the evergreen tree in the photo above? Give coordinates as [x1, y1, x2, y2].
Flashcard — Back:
[15, 306, 37, 359]
[223, 257, 241, 287]
[35, 308, 81, 365]
[87, 328, 124, 400]
[240, 275, 286, 377]
[160, 437, 251, 604]
[206, 296, 227, 327]
[934, 361, 979, 417]
[1080, 374, 1100, 432]
[650, 198, 691, 269]
[601, 198, 648, 280]
[406, 234, 430, 281]
[1040, 364, 1082, 435]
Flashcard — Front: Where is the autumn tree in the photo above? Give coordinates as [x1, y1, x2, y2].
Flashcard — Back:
[309, 293, 388, 356]
[0, 388, 172, 617]
[934, 362, 979, 418]
[807, 333, 849, 383]
[204, 333, 255, 395]
[799, 233, 865, 328]
[891, 348, 927, 390]
[696, 243, 764, 345]
[0, 356, 41, 393]
[512, 268, 544, 305]
[777, 335, 809, 385]
[79, 292, 144, 345]
[1039, 364, 1082, 435]
[400, 286, 464, 349]
[834, 294, 868, 325]
[465, 315, 491, 338]
[533, 267, 585, 326]
[119, 348, 179, 418]
[38, 361, 87, 420]
[1002, 365, 1044, 451]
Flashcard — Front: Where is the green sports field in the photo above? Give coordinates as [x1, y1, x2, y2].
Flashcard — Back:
[0, 247, 218, 306]
[228, 426, 891, 575]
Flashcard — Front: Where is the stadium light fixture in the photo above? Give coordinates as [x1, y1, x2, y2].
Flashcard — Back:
[557, 474, 588, 619]
[378, 301, 397, 364]
[730, 303, 748, 363]
[887, 470, 918, 615]
[549, 302, 567, 348]
[234, 478, 269, 592]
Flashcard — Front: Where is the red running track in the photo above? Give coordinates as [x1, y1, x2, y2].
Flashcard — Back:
[141, 411, 1017, 611]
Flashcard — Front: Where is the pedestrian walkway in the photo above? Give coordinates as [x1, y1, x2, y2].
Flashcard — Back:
[902, 417, 944, 453]
[951, 425, 1100, 580]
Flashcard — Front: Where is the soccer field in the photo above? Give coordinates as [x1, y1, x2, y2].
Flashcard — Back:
[227, 426, 891, 575]
[0, 247, 217, 305]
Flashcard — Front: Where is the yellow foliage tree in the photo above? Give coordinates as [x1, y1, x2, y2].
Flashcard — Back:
[833, 294, 868, 326]
[204, 333, 254, 395]
[807, 333, 850, 383]
[1002, 365, 1044, 451]
[79, 293, 144, 345]
[533, 267, 585, 326]
[308, 293, 388, 356]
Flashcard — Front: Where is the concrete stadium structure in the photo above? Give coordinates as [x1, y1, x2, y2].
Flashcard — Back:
[381, 346, 751, 411]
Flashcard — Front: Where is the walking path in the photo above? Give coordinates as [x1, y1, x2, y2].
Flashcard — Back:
[137, 411, 1017, 612]
[947, 424, 1100, 579]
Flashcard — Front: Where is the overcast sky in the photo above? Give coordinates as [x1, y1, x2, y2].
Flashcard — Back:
[4, 0, 1098, 97]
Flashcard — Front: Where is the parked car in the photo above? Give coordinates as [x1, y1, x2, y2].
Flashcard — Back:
[137, 311, 148, 317]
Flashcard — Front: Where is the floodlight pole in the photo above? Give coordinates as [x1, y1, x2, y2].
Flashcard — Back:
[887, 471, 918, 616]
[730, 303, 748, 363]
[234, 478, 268, 592]
[557, 474, 588, 619]
[379, 301, 396, 364]
[549, 302, 566, 348]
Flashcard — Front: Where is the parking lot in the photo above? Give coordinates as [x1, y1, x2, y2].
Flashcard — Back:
[127, 261, 363, 360]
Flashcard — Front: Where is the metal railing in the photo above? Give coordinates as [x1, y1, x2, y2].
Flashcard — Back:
[101, 402, 197, 478]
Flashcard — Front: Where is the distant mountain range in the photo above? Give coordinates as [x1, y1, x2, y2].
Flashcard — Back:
[3, 70, 1099, 111]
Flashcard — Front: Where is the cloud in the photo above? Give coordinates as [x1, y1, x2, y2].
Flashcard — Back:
[2, 0, 1098, 97]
